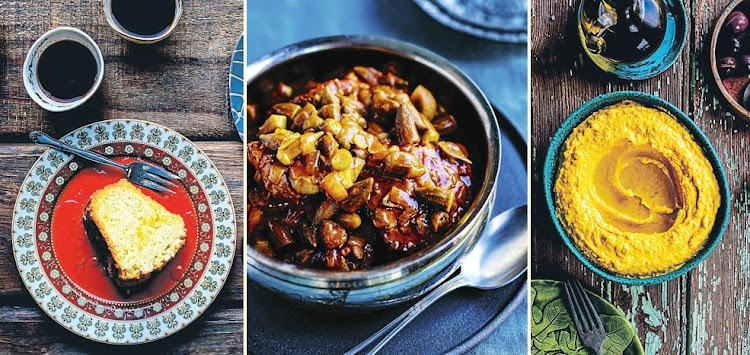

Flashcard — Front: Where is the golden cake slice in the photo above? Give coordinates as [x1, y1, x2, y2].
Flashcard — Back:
[83, 179, 186, 292]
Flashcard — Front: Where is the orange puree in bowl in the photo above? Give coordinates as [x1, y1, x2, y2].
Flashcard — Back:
[554, 101, 720, 277]
[593, 142, 679, 234]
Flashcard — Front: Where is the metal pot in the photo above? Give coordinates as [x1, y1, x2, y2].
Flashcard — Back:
[245, 35, 500, 311]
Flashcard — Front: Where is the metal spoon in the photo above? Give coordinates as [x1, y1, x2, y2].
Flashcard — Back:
[345, 205, 529, 355]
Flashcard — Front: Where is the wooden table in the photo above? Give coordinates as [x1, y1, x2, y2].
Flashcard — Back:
[532, 0, 750, 353]
[0, 1, 243, 352]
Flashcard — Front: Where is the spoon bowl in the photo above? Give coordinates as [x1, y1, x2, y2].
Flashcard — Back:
[346, 205, 529, 355]
[462, 205, 529, 290]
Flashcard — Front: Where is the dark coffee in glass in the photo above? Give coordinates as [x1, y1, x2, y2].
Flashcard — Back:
[111, 0, 177, 37]
[37, 40, 97, 103]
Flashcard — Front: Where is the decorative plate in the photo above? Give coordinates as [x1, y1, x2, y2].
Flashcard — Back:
[531, 280, 644, 354]
[12, 119, 236, 344]
[413, 0, 527, 43]
[229, 33, 244, 141]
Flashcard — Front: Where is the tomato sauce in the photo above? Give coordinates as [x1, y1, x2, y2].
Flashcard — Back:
[51, 157, 198, 303]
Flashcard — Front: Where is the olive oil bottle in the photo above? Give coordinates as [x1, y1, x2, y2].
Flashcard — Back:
[579, 0, 667, 63]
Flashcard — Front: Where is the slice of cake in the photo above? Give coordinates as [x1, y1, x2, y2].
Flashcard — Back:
[83, 179, 186, 293]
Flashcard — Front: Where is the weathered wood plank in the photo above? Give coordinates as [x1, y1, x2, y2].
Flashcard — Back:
[0, 142, 244, 303]
[530, 0, 693, 353]
[0, 305, 242, 353]
[0, 0, 244, 141]
[691, 0, 750, 353]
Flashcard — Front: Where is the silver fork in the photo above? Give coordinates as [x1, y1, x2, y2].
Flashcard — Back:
[30, 131, 180, 194]
[564, 279, 606, 355]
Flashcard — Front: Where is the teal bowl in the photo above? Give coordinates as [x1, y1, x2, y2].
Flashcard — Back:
[543, 91, 730, 285]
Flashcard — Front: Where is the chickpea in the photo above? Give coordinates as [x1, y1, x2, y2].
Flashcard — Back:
[338, 213, 362, 230]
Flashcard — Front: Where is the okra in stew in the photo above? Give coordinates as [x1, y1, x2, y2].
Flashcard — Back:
[247, 65, 473, 271]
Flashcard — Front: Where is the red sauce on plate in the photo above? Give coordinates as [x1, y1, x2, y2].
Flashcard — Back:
[51, 157, 198, 303]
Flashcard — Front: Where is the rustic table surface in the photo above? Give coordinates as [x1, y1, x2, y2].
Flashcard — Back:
[0, 1, 243, 353]
[532, 0, 750, 353]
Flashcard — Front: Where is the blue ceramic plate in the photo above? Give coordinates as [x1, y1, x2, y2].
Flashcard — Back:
[229, 34, 244, 140]
[543, 91, 730, 285]
[413, 0, 526, 43]
[578, 0, 687, 80]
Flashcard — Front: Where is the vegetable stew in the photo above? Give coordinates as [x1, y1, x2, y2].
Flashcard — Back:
[247, 65, 474, 271]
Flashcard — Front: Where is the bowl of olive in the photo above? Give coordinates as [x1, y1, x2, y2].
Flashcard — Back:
[710, 0, 750, 119]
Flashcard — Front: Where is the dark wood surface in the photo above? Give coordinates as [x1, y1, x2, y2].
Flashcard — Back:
[0, 0, 243, 353]
[532, 0, 748, 353]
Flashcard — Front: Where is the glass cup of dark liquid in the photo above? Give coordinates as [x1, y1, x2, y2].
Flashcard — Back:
[104, 0, 183, 44]
[22, 27, 104, 112]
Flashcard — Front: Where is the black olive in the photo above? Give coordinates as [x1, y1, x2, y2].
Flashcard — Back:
[726, 11, 749, 34]
[741, 55, 750, 73]
[719, 56, 738, 77]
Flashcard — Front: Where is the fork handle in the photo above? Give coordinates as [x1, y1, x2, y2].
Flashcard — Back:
[30, 131, 127, 170]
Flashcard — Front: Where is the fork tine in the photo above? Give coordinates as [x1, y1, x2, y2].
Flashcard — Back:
[145, 171, 180, 188]
[145, 165, 181, 180]
[138, 179, 175, 194]
[570, 280, 594, 331]
[571, 280, 597, 331]
[564, 281, 586, 332]
[574, 279, 604, 330]
[565, 280, 606, 355]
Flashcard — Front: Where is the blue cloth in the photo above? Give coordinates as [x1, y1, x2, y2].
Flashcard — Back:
[469, 296, 528, 354]
[246, 1, 528, 353]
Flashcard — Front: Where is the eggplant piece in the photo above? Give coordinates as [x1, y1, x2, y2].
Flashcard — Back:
[266, 220, 295, 250]
[394, 94, 421, 144]
[433, 114, 458, 135]
[341, 177, 374, 213]
[299, 223, 318, 249]
[384, 150, 426, 178]
[438, 141, 472, 164]
[271, 102, 301, 118]
[415, 186, 455, 212]
[313, 198, 340, 225]
[430, 211, 450, 232]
